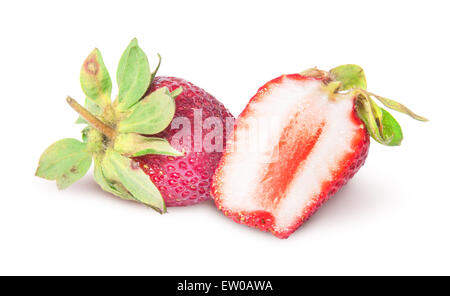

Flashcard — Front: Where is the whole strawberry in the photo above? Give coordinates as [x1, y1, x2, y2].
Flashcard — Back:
[212, 65, 427, 238]
[35, 38, 233, 212]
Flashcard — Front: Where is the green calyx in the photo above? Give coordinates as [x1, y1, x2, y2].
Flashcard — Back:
[303, 64, 428, 146]
[36, 38, 184, 213]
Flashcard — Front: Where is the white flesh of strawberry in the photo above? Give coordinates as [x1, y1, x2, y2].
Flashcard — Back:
[219, 76, 363, 232]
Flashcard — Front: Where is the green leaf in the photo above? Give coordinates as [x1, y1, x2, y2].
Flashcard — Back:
[117, 38, 151, 110]
[356, 94, 386, 144]
[330, 64, 367, 90]
[114, 133, 184, 157]
[117, 38, 138, 86]
[118, 87, 177, 135]
[36, 139, 92, 189]
[102, 151, 166, 212]
[355, 94, 403, 146]
[379, 107, 403, 146]
[80, 48, 112, 108]
[93, 159, 134, 200]
[75, 97, 102, 124]
[369, 92, 428, 121]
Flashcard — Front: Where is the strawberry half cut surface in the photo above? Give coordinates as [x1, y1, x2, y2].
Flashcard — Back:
[212, 65, 427, 239]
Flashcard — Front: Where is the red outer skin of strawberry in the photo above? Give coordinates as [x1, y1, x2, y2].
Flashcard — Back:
[134, 76, 234, 207]
[211, 74, 370, 238]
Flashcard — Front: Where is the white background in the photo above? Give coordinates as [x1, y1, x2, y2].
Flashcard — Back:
[0, 0, 448, 276]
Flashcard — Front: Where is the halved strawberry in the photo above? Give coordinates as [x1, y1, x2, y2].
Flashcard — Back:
[211, 65, 427, 238]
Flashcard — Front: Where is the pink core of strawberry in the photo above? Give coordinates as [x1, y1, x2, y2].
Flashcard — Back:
[259, 118, 325, 210]
[271, 102, 370, 238]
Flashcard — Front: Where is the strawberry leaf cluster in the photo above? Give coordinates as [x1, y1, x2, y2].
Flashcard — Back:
[36, 39, 184, 213]
[328, 64, 427, 146]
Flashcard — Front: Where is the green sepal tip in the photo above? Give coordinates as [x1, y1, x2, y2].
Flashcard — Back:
[80, 48, 112, 108]
[35, 138, 92, 189]
[116, 38, 152, 111]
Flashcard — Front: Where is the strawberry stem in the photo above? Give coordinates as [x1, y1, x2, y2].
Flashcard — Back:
[66, 96, 116, 139]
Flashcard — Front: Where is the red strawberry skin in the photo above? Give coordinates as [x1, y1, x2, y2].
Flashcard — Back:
[211, 74, 370, 238]
[134, 76, 234, 207]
